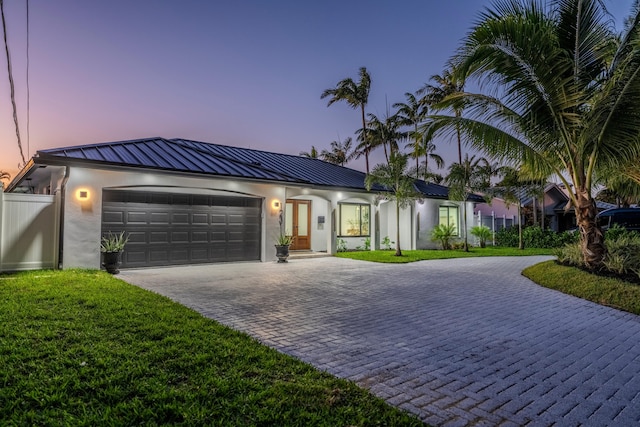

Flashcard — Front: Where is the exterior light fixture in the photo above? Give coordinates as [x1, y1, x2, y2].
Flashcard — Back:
[271, 200, 281, 209]
[76, 189, 90, 201]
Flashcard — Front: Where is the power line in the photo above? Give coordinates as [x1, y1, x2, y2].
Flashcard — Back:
[26, 0, 30, 159]
[0, 0, 26, 166]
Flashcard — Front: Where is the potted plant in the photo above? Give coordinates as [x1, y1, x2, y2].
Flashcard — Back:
[100, 231, 129, 274]
[274, 233, 294, 263]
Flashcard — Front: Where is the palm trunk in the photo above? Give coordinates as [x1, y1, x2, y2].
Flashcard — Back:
[518, 203, 524, 250]
[361, 105, 369, 174]
[463, 200, 469, 252]
[395, 201, 402, 256]
[455, 109, 462, 164]
[575, 189, 606, 269]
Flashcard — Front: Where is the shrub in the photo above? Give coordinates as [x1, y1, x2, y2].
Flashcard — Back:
[470, 225, 492, 248]
[336, 238, 347, 252]
[381, 236, 394, 250]
[495, 225, 577, 248]
[431, 224, 456, 250]
[556, 229, 640, 283]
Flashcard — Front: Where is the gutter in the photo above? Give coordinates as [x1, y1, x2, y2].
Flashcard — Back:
[57, 166, 70, 269]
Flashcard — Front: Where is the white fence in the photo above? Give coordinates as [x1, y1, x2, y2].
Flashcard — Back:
[474, 211, 518, 245]
[0, 190, 60, 272]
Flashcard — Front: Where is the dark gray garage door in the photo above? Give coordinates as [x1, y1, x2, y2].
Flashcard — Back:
[101, 190, 261, 268]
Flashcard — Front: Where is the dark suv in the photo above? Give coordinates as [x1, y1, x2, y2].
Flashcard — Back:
[596, 208, 640, 231]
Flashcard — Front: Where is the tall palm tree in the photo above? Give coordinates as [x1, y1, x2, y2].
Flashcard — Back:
[321, 67, 372, 172]
[320, 137, 356, 166]
[419, 69, 465, 164]
[404, 132, 444, 181]
[365, 152, 419, 256]
[394, 92, 428, 175]
[445, 154, 491, 252]
[299, 146, 319, 159]
[430, 0, 640, 268]
[359, 113, 405, 162]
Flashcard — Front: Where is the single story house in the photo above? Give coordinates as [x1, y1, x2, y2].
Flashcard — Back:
[6, 137, 479, 270]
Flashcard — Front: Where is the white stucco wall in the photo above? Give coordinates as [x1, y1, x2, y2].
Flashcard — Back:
[416, 199, 475, 249]
[57, 166, 380, 268]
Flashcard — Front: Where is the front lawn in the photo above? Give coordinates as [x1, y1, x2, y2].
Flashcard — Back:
[523, 260, 640, 315]
[0, 270, 421, 426]
[335, 247, 554, 263]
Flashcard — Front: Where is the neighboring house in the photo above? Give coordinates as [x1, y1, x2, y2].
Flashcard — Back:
[476, 183, 575, 232]
[6, 137, 478, 270]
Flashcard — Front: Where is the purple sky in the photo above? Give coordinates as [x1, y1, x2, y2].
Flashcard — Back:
[0, 0, 635, 179]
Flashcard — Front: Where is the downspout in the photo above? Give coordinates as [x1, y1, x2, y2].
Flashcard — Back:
[57, 166, 70, 269]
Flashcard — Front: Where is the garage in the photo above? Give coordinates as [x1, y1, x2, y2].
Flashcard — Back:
[101, 190, 262, 268]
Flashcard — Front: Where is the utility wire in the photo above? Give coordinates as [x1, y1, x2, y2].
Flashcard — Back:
[26, 0, 30, 159]
[0, 0, 26, 166]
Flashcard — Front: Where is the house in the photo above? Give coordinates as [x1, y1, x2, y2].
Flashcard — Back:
[5, 137, 478, 270]
[476, 183, 576, 232]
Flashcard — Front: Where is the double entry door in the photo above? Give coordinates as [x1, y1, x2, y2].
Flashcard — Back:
[285, 199, 311, 250]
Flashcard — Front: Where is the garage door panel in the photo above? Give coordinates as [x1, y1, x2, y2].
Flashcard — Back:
[102, 190, 262, 268]
[102, 210, 125, 224]
[127, 211, 148, 224]
[191, 230, 209, 243]
[150, 212, 170, 224]
[171, 231, 189, 243]
[192, 213, 209, 224]
[150, 231, 169, 243]
[124, 250, 147, 264]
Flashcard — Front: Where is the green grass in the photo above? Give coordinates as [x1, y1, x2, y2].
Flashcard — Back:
[335, 247, 554, 263]
[523, 261, 640, 315]
[0, 270, 422, 426]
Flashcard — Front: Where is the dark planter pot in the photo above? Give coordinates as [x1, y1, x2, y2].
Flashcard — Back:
[102, 251, 122, 274]
[275, 245, 290, 263]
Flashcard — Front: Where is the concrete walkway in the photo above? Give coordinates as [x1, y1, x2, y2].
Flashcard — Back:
[120, 256, 640, 426]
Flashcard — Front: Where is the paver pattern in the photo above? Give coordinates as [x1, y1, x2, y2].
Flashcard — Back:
[120, 256, 640, 426]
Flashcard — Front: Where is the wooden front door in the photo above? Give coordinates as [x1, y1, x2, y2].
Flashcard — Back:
[285, 200, 311, 250]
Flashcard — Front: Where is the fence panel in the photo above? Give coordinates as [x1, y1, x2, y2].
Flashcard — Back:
[0, 192, 59, 271]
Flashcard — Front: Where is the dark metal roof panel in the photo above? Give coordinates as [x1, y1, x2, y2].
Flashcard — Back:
[37, 138, 310, 184]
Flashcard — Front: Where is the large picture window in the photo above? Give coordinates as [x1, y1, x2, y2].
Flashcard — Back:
[439, 205, 459, 236]
[339, 203, 370, 237]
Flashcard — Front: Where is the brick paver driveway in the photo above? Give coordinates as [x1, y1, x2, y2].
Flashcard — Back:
[120, 256, 640, 426]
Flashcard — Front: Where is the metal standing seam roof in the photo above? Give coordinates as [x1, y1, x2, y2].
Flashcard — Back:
[35, 137, 461, 197]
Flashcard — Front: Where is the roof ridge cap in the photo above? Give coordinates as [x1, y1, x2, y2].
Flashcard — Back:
[170, 139, 309, 183]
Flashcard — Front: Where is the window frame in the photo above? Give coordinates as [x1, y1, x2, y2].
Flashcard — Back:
[338, 203, 371, 237]
[439, 205, 460, 237]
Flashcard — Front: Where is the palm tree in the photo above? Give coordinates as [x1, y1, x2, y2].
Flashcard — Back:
[488, 166, 543, 250]
[404, 131, 444, 181]
[365, 152, 420, 256]
[299, 146, 319, 159]
[419, 69, 465, 164]
[359, 113, 405, 162]
[445, 154, 491, 252]
[0, 170, 10, 185]
[430, 0, 640, 268]
[320, 137, 356, 166]
[394, 92, 428, 175]
[321, 67, 372, 172]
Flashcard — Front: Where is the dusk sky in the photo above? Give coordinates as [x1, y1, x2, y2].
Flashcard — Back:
[0, 0, 635, 180]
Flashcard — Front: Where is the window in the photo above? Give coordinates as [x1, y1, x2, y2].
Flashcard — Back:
[439, 205, 459, 236]
[339, 203, 370, 237]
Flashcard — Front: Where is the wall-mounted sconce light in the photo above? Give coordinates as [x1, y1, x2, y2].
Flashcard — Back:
[76, 189, 90, 201]
[271, 200, 281, 210]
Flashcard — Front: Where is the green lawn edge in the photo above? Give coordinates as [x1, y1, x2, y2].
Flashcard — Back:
[0, 269, 422, 426]
[335, 247, 554, 263]
[522, 261, 640, 315]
